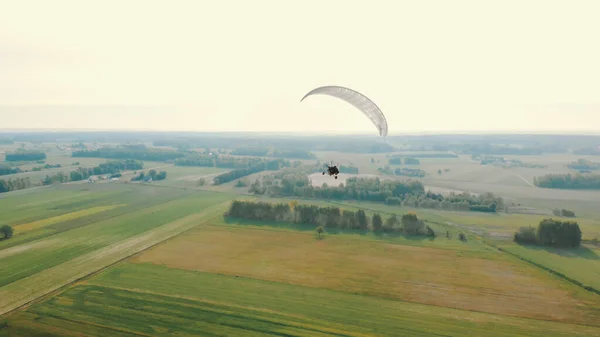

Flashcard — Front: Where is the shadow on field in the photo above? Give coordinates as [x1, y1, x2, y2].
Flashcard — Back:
[223, 217, 434, 241]
[517, 243, 600, 260]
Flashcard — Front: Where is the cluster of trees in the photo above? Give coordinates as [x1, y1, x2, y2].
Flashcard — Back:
[534, 173, 600, 189]
[225, 200, 435, 236]
[0, 225, 13, 240]
[553, 208, 576, 218]
[249, 174, 503, 213]
[73, 147, 185, 162]
[0, 165, 22, 176]
[67, 160, 143, 182]
[514, 218, 582, 248]
[388, 157, 420, 165]
[131, 169, 167, 182]
[5, 151, 47, 161]
[0, 177, 32, 193]
[213, 159, 289, 185]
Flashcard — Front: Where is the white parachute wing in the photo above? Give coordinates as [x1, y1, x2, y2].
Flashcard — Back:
[300, 86, 388, 137]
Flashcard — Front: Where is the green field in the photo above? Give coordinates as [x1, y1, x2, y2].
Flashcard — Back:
[2, 141, 600, 336]
[2, 263, 599, 337]
[0, 183, 235, 316]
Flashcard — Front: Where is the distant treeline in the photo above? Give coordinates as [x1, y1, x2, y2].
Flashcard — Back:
[534, 173, 600, 190]
[377, 166, 425, 177]
[0, 177, 32, 193]
[175, 155, 287, 171]
[226, 200, 435, 236]
[388, 157, 420, 165]
[249, 175, 502, 213]
[460, 144, 543, 155]
[573, 148, 600, 155]
[391, 153, 458, 159]
[155, 137, 399, 154]
[567, 159, 600, 171]
[9, 131, 600, 155]
[339, 166, 359, 174]
[213, 159, 289, 185]
[5, 151, 47, 162]
[230, 146, 317, 159]
[73, 147, 185, 162]
[514, 218, 582, 248]
[473, 155, 547, 169]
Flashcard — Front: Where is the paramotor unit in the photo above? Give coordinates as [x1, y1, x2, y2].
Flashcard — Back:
[322, 161, 340, 179]
[300, 85, 388, 137]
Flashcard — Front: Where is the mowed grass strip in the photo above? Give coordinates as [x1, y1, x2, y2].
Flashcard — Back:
[13, 205, 126, 234]
[131, 221, 600, 326]
[18, 263, 592, 337]
[499, 243, 600, 292]
[0, 200, 231, 316]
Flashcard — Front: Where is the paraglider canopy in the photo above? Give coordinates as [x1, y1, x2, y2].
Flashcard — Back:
[300, 85, 388, 137]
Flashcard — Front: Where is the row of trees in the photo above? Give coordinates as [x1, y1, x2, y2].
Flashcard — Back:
[533, 173, 600, 189]
[0, 165, 22, 176]
[567, 159, 600, 171]
[249, 174, 503, 213]
[230, 146, 316, 159]
[377, 165, 426, 177]
[514, 218, 582, 248]
[225, 200, 435, 236]
[388, 157, 420, 165]
[213, 159, 289, 185]
[0, 177, 32, 193]
[72, 148, 185, 162]
[5, 151, 47, 161]
[175, 155, 278, 169]
[394, 168, 426, 177]
[155, 137, 399, 154]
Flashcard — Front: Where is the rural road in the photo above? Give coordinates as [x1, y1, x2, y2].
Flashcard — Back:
[513, 173, 536, 187]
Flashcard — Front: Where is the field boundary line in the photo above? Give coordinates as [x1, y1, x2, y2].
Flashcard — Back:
[0, 201, 232, 318]
[483, 240, 600, 297]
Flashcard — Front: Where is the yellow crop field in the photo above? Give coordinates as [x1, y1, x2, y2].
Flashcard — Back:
[13, 205, 126, 234]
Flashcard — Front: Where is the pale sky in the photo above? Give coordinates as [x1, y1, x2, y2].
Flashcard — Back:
[1, 0, 599, 134]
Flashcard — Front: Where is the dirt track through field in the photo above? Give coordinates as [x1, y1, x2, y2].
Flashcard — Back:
[0, 201, 230, 317]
